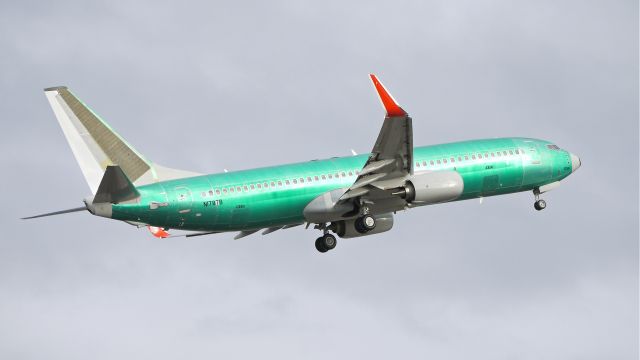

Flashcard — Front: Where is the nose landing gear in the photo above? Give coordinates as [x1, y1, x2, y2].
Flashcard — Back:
[533, 188, 547, 211]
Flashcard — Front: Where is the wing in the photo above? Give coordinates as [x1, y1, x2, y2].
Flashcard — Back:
[340, 75, 413, 202]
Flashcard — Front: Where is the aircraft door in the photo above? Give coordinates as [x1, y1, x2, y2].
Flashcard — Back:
[167, 185, 193, 227]
[522, 143, 552, 185]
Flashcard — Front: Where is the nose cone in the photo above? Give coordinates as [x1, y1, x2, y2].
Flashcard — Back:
[570, 153, 581, 173]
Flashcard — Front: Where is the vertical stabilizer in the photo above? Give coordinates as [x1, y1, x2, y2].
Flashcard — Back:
[44, 86, 200, 193]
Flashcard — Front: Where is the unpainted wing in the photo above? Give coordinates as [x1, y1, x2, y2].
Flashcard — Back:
[339, 75, 413, 202]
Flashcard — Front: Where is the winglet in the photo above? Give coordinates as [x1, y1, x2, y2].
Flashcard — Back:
[369, 74, 406, 117]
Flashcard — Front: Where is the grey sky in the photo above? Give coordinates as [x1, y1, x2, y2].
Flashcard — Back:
[0, 0, 637, 359]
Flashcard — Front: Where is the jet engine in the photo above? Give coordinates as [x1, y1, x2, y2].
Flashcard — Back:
[395, 170, 464, 204]
[331, 213, 394, 238]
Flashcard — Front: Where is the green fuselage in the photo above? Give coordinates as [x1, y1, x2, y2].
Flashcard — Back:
[111, 137, 573, 231]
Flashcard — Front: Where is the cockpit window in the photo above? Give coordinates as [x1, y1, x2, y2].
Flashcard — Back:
[547, 144, 560, 150]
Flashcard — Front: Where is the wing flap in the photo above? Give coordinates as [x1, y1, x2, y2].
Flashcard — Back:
[347, 173, 388, 191]
[360, 159, 395, 176]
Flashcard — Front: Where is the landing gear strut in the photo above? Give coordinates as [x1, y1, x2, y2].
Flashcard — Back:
[533, 189, 547, 211]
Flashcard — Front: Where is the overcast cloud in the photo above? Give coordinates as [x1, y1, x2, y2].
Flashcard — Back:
[0, 0, 637, 359]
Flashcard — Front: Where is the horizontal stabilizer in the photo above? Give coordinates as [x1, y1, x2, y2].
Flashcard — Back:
[93, 165, 140, 204]
[21, 206, 87, 220]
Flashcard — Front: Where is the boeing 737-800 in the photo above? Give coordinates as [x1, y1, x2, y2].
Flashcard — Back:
[25, 75, 581, 253]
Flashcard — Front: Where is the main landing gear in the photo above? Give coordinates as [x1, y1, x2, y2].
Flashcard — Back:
[315, 233, 337, 253]
[354, 203, 376, 234]
[533, 188, 547, 211]
[312, 204, 378, 253]
[354, 214, 376, 233]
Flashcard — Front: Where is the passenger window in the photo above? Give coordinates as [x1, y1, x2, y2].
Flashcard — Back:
[477, 154, 482, 159]
[263, 183, 269, 188]
[416, 162, 421, 167]
[509, 150, 514, 155]
[307, 177, 312, 182]
[335, 173, 339, 178]
[328, 174, 333, 179]
[201, 192, 206, 197]
[285, 180, 290, 185]
[315, 176, 319, 181]
[299, 178, 304, 184]
[458, 157, 462, 161]
[472, 155, 476, 160]
[503, 151, 508, 156]
[257, 183, 262, 189]
[236, 187, 241, 192]
[209, 190, 214, 196]
[223, 188, 228, 194]
[250, 184, 255, 190]
[515, 149, 519, 154]
[347, 172, 352, 177]
[465, 156, 469, 160]
[321, 175, 326, 180]
[437, 160, 441, 164]
[341, 172, 346, 177]
[293, 179, 298, 184]
[451, 157, 455, 163]
[430, 160, 434, 165]
[278, 181, 283, 186]
[271, 181, 276, 187]
[443, 159, 447, 164]
[230, 187, 234, 193]
[216, 189, 221, 195]
[243, 186, 248, 191]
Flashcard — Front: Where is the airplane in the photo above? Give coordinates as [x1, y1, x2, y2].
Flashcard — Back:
[24, 75, 581, 253]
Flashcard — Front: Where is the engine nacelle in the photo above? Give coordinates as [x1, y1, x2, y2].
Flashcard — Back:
[331, 213, 394, 238]
[400, 171, 464, 204]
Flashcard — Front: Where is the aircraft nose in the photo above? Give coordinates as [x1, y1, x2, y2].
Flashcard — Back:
[570, 153, 581, 173]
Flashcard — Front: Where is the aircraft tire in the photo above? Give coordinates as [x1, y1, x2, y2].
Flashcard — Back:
[315, 237, 328, 253]
[361, 214, 376, 231]
[322, 234, 337, 250]
[354, 217, 367, 233]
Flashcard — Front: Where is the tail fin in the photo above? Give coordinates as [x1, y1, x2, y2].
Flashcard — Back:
[44, 86, 200, 193]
